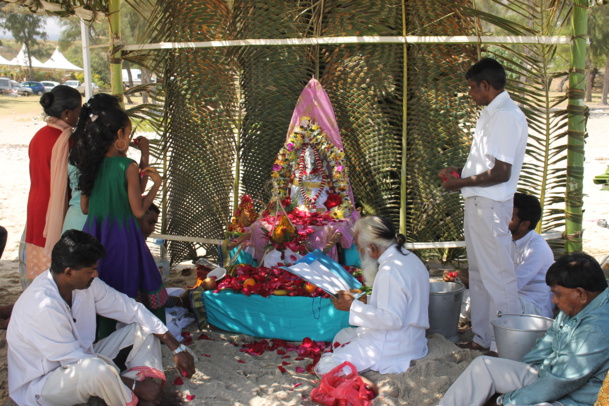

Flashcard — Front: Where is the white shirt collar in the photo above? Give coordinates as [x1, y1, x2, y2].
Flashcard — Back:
[484, 90, 509, 115]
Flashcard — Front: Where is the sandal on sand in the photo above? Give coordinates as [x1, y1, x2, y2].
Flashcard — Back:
[457, 341, 489, 352]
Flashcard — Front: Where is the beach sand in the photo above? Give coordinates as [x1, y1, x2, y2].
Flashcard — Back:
[0, 102, 608, 405]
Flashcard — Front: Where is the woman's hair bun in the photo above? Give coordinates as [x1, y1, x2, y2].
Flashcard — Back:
[39, 92, 54, 108]
[396, 233, 406, 246]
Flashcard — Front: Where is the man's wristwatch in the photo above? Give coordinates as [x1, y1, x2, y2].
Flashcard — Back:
[173, 344, 188, 355]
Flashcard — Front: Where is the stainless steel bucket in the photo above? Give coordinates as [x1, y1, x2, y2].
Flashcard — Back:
[491, 313, 554, 361]
[427, 281, 465, 342]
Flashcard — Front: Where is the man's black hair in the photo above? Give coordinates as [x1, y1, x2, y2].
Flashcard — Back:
[514, 192, 542, 231]
[50, 230, 106, 274]
[546, 252, 608, 292]
[465, 58, 506, 91]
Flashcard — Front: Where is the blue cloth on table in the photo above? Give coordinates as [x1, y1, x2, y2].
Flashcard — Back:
[203, 290, 350, 342]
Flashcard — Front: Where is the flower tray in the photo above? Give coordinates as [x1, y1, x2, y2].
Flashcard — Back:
[203, 290, 350, 342]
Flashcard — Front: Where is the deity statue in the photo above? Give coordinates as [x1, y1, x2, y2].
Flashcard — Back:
[289, 143, 331, 212]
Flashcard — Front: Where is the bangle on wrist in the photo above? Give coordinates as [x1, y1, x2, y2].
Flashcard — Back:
[131, 379, 137, 391]
[173, 343, 188, 355]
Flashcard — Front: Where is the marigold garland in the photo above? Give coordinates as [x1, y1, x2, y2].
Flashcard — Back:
[271, 117, 352, 219]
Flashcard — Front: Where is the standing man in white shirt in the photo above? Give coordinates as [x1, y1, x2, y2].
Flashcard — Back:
[315, 216, 430, 377]
[510, 192, 555, 318]
[439, 57, 528, 353]
[7, 230, 195, 406]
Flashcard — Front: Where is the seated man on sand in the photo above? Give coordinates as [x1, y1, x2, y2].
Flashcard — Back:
[315, 216, 430, 376]
[8, 230, 196, 406]
[439, 252, 609, 406]
[509, 192, 555, 317]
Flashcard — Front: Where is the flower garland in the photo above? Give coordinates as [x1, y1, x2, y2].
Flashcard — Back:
[297, 143, 327, 205]
[271, 117, 353, 219]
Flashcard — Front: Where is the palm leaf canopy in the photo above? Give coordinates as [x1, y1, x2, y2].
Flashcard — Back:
[8, 0, 578, 262]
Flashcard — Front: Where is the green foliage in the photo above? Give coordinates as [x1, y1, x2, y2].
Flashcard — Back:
[588, 4, 609, 62]
[0, 4, 47, 79]
[58, 17, 111, 86]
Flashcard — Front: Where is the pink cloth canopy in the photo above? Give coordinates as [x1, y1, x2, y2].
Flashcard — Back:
[286, 77, 343, 150]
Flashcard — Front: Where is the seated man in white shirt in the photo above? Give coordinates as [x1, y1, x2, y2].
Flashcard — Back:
[509, 192, 555, 318]
[7, 230, 195, 406]
[315, 216, 430, 378]
[459, 192, 555, 323]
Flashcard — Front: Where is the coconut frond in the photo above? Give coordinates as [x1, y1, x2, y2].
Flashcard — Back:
[117, 0, 573, 264]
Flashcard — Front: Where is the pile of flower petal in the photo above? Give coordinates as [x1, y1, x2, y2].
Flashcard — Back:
[263, 207, 338, 226]
[215, 264, 363, 298]
[239, 337, 332, 374]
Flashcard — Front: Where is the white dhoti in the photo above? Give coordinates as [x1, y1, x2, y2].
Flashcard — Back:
[315, 327, 376, 376]
[438, 356, 561, 406]
[464, 196, 520, 351]
[39, 323, 164, 406]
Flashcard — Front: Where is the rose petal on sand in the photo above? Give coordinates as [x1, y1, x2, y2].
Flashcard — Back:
[173, 377, 183, 385]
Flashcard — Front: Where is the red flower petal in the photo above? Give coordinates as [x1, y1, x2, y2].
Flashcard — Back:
[295, 367, 305, 373]
[237, 359, 246, 363]
[173, 377, 183, 385]
[277, 366, 287, 373]
[294, 383, 302, 388]
[186, 394, 196, 401]
[282, 361, 291, 366]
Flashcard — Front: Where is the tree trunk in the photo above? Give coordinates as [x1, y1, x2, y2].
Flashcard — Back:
[108, 0, 124, 106]
[141, 68, 151, 104]
[557, 76, 569, 92]
[565, 0, 587, 253]
[123, 60, 134, 105]
[603, 56, 609, 105]
[585, 53, 593, 102]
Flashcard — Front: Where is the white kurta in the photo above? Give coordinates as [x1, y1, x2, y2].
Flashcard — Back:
[319, 245, 430, 374]
[512, 230, 555, 318]
[7, 270, 168, 406]
[461, 91, 528, 202]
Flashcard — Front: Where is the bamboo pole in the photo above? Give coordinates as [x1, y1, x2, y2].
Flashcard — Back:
[565, 0, 587, 252]
[399, 0, 408, 236]
[108, 0, 123, 105]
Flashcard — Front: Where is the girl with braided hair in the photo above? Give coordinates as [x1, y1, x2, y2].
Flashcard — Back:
[72, 97, 167, 339]
[63, 94, 151, 234]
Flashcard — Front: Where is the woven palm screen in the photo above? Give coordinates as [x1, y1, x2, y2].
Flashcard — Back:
[123, 0, 569, 264]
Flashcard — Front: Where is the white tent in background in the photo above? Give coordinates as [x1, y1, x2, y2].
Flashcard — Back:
[41, 47, 83, 71]
[0, 54, 15, 66]
[10, 44, 45, 68]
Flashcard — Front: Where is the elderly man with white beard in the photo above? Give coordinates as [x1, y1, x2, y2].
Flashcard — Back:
[315, 216, 430, 379]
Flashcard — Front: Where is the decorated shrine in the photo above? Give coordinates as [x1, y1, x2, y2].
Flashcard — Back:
[201, 78, 364, 341]
[227, 78, 360, 269]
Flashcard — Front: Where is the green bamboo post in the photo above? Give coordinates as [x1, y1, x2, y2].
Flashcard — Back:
[108, 0, 123, 105]
[565, 0, 587, 253]
[399, 0, 408, 236]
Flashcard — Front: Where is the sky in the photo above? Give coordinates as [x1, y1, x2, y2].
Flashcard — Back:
[0, 16, 63, 41]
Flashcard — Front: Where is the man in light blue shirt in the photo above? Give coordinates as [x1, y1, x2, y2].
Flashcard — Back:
[438, 252, 609, 406]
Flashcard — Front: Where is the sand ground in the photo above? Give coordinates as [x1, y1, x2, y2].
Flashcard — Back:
[0, 97, 608, 405]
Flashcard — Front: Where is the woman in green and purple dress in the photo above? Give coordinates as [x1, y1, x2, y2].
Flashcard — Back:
[72, 99, 167, 339]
